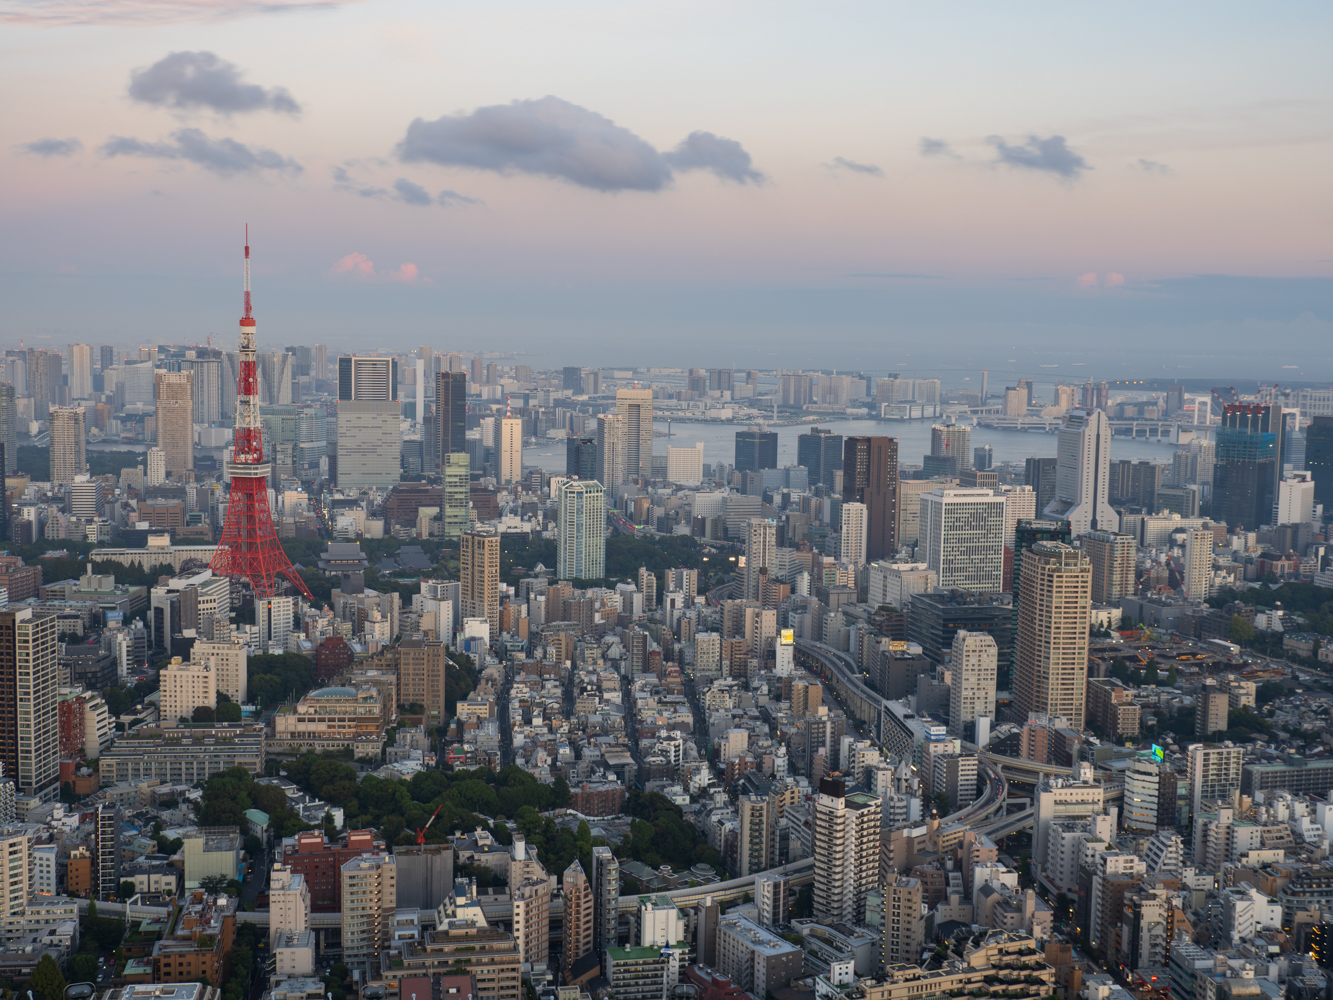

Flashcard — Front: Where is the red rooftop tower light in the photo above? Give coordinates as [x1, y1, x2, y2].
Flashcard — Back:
[210, 229, 314, 601]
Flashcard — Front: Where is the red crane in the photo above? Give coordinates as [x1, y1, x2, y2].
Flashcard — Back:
[416, 803, 444, 844]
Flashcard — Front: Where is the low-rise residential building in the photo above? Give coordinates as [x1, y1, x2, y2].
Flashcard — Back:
[99, 725, 265, 784]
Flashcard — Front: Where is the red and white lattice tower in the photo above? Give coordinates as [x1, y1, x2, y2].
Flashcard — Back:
[209, 230, 313, 601]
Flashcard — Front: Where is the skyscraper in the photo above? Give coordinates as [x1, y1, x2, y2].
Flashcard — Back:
[595, 413, 625, 489]
[1188, 742, 1242, 817]
[948, 630, 997, 738]
[615, 388, 653, 481]
[68, 344, 92, 399]
[313, 344, 328, 381]
[1013, 541, 1091, 729]
[442, 453, 470, 540]
[1182, 528, 1214, 600]
[842, 436, 898, 559]
[146, 447, 166, 487]
[1025, 457, 1058, 514]
[1213, 402, 1284, 530]
[500, 413, 523, 485]
[99, 345, 115, 372]
[743, 519, 777, 601]
[95, 802, 121, 901]
[0, 383, 15, 474]
[556, 480, 606, 581]
[435, 371, 467, 461]
[734, 428, 778, 473]
[927, 424, 971, 475]
[49, 406, 87, 485]
[919, 488, 1006, 591]
[1043, 408, 1117, 537]
[1083, 530, 1137, 605]
[812, 775, 881, 925]
[26, 349, 60, 418]
[337, 355, 399, 492]
[154, 369, 195, 475]
[183, 354, 224, 425]
[567, 436, 597, 479]
[0, 608, 59, 801]
[461, 531, 500, 637]
[1305, 416, 1333, 510]
[797, 427, 842, 487]
[562, 861, 594, 978]
[592, 845, 620, 954]
[563, 367, 584, 392]
[839, 502, 867, 565]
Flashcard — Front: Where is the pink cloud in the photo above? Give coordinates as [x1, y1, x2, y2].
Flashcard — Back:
[1, 0, 368, 26]
[1076, 272, 1098, 290]
[1105, 272, 1125, 288]
[328, 253, 426, 285]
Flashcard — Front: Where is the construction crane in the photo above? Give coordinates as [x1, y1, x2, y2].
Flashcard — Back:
[415, 803, 444, 844]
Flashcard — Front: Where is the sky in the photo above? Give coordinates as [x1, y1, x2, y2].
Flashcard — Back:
[2, 0, 1331, 378]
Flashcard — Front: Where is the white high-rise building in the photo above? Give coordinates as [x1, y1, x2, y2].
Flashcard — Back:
[812, 774, 881, 925]
[556, 479, 606, 581]
[595, 413, 625, 489]
[743, 519, 777, 601]
[615, 388, 654, 481]
[146, 447, 166, 487]
[1189, 742, 1243, 817]
[918, 488, 1006, 591]
[1001, 485, 1038, 550]
[1044, 408, 1118, 537]
[666, 442, 704, 486]
[68, 344, 93, 399]
[269, 863, 311, 948]
[3, 608, 59, 801]
[1274, 471, 1315, 525]
[500, 415, 523, 484]
[257, 597, 293, 653]
[191, 637, 248, 703]
[866, 561, 936, 609]
[160, 658, 216, 723]
[1182, 528, 1214, 600]
[839, 502, 867, 565]
[948, 630, 997, 738]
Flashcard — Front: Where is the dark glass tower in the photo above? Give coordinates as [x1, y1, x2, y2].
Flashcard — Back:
[798, 427, 843, 487]
[566, 436, 597, 479]
[1305, 416, 1333, 510]
[434, 370, 467, 461]
[734, 429, 778, 473]
[842, 436, 898, 560]
[1213, 403, 1283, 529]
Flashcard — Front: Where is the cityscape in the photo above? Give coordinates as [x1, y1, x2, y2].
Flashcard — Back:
[3, 7, 1332, 1000]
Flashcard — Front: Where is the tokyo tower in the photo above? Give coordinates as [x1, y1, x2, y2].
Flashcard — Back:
[209, 230, 314, 601]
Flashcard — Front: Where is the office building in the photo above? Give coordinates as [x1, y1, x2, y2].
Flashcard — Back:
[340, 852, 396, 972]
[928, 424, 971, 474]
[908, 590, 1013, 688]
[592, 845, 620, 953]
[1213, 402, 1283, 530]
[798, 427, 842, 488]
[563, 366, 583, 392]
[1013, 542, 1091, 729]
[839, 502, 867, 565]
[616, 388, 653, 481]
[27, 348, 59, 417]
[184, 354, 224, 425]
[918, 488, 1006, 591]
[435, 371, 467, 460]
[596, 413, 625, 489]
[948, 630, 997, 738]
[1189, 743, 1243, 816]
[160, 657, 217, 723]
[1182, 528, 1214, 601]
[896, 478, 948, 548]
[743, 519, 777, 602]
[337, 356, 399, 492]
[499, 414, 522, 484]
[557, 480, 606, 581]
[461, 531, 500, 638]
[843, 436, 898, 560]
[667, 442, 704, 485]
[1043, 409, 1116, 537]
[1274, 471, 1315, 525]
[1025, 457, 1058, 515]
[49, 406, 87, 485]
[1083, 531, 1137, 605]
[0, 608, 59, 801]
[734, 429, 778, 474]
[812, 775, 881, 925]
[442, 453, 470, 540]
[567, 436, 598, 479]
[715, 914, 803, 996]
[0, 383, 15, 474]
[68, 344, 93, 399]
[257, 596, 293, 653]
[1000, 486, 1038, 551]
[145, 446, 166, 488]
[1305, 416, 1333, 510]
[155, 370, 195, 475]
